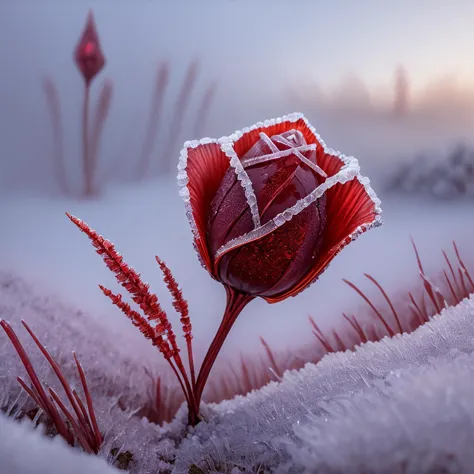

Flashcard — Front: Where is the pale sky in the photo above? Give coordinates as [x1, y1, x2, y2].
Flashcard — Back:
[1, 0, 474, 192]
[2, 0, 474, 92]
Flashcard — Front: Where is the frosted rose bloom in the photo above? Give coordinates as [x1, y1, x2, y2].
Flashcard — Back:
[178, 113, 382, 302]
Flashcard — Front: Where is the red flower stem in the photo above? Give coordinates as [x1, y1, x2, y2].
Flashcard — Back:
[73, 352, 103, 448]
[186, 337, 196, 389]
[193, 288, 254, 417]
[82, 84, 92, 197]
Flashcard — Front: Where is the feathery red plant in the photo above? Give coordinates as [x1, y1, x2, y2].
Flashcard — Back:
[0, 320, 102, 453]
[66, 212, 200, 424]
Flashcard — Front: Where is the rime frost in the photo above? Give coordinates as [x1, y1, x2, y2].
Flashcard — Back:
[0, 415, 120, 474]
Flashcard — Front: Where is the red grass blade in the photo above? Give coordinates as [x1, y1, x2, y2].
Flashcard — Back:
[259, 337, 282, 379]
[308, 317, 335, 353]
[192, 81, 217, 139]
[453, 241, 474, 291]
[410, 237, 442, 314]
[408, 292, 428, 324]
[137, 61, 169, 179]
[329, 329, 344, 352]
[342, 313, 368, 344]
[48, 387, 93, 454]
[364, 273, 403, 333]
[42, 77, 68, 195]
[1, 321, 74, 444]
[21, 321, 89, 433]
[161, 59, 199, 173]
[442, 249, 462, 299]
[1, 320, 103, 452]
[17, 377, 45, 412]
[442, 269, 457, 303]
[342, 279, 395, 337]
[240, 357, 253, 394]
[73, 352, 103, 448]
[90, 79, 113, 193]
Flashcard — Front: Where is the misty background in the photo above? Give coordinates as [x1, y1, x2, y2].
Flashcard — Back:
[1, 0, 474, 366]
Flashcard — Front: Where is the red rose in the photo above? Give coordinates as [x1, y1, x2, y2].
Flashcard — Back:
[178, 113, 382, 303]
[74, 11, 105, 86]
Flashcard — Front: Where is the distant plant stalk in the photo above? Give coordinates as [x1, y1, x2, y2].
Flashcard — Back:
[74, 10, 106, 197]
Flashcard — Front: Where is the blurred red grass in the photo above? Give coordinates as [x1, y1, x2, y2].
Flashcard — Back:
[43, 10, 217, 198]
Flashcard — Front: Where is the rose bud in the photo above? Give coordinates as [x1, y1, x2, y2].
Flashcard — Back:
[207, 130, 328, 297]
[74, 10, 105, 86]
[178, 113, 382, 303]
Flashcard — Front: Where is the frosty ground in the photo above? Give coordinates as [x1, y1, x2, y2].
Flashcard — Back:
[0, 176, 473, 473]
[1, 271, 474, 473]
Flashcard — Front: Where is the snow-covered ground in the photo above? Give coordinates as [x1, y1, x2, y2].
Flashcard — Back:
[2, 270, 474, 474]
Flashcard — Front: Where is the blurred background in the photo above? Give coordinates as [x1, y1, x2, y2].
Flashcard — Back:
[1, 0, 474, 365]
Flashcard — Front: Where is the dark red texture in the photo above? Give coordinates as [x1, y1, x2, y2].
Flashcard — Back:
[207, 134, 327, 297]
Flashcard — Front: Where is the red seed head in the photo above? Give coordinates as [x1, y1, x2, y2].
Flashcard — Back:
[207, 131, 327, 297]
[74, 10, 105, 86]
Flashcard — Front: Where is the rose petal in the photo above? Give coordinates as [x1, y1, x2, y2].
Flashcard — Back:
[181, 141, 230, 274]
[233, 115, 338, 180]
[234, 117, 320, 158]
[263, 155, 381, 303]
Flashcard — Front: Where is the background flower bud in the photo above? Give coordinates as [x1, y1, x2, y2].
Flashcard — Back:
[74, 11, 105, 86]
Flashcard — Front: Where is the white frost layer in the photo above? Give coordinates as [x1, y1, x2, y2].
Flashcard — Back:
[288, 351, 474, 474]
[172, 294, 474, 473]
[0, 414, 121, 474]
